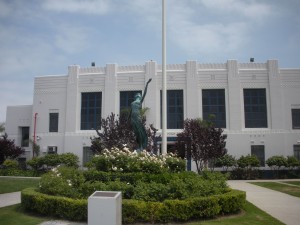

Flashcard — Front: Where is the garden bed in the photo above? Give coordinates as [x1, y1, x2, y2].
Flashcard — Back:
[21, 187, 245, 224]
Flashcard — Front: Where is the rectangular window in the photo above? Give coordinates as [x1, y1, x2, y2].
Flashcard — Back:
[161, 90, 184, 129]
[294, 145, 300, 161]
[292, 109, 300, 129]
[251, 145, 265, 166]
[244, 89, 267, 128]
[21, 127, 29, 147]
[49, 113, 59, 132]
[83, 147, 94, 165]
[81, 92, 102, 130]
[120, 90, 142, 117]
[202, 89, 226, 128]
[48, 146, 57, 154]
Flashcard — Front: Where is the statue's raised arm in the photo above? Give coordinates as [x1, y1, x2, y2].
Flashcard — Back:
[141, 78, 152, 103]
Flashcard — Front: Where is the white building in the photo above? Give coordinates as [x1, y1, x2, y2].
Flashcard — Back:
[5, 59, 300, 167]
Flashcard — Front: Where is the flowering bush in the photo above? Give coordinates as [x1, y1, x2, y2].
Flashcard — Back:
[39, 166, 84, 198]
[88, 146, 186, 174]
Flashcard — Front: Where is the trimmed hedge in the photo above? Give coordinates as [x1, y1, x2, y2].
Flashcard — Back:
[21, 188, 245, 224]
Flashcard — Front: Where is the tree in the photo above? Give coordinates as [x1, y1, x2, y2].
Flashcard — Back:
[90, 113, 157, 154]
[0, 122, 5, 133]
[215, 154, 236, 171]
[175, 118, 227, 173]
[266, 155, 288, 171]
[237, 154, 260, 169]
[287, 156, 300, 169]
[0, 133, 25, 164]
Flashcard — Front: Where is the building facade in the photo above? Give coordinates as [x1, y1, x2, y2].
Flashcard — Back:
[5, 60, 300, 167]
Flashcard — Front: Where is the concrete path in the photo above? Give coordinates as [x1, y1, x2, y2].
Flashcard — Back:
[0, 192, 21, 208]
[228, 180, 300, 225]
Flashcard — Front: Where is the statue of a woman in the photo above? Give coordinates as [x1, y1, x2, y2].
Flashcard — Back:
[130, 78, 152, 151]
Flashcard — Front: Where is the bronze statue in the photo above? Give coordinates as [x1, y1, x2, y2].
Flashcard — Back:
[130, 78, 152, 152]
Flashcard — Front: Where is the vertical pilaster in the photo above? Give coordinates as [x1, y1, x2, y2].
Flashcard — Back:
[64, 65, 79, 132]
[103, 64, 118, 118]
[227, 60, 242, 130]
[268, 59, 283, 129]
[186, 61, 199, 119]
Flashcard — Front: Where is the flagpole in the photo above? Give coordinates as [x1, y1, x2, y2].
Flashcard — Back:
[162, 0, 167, 155]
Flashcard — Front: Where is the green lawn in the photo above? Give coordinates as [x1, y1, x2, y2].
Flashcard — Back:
[0, 177, 40, 194]
[282, 181, 300, 186]
[0, 204, 48, 225]
[250, 182, 300, 198]
[0, 201, 284, 225]
[188, 201, 284, 225]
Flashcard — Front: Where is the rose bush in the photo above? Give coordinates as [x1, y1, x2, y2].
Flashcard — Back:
[88, 146, 186, 174]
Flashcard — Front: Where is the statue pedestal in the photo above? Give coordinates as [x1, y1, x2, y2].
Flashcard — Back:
[88, 191, 122, 225]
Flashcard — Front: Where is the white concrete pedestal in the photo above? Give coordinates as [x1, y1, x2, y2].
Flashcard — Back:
[88, 191, 122, 225]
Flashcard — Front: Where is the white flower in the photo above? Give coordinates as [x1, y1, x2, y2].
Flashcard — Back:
[112, 166, 118, 171]
[119, 168, 123, 172]
[67, 180, 72, 186]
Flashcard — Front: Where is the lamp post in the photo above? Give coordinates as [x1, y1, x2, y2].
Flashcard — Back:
[162, 0, 167, 155]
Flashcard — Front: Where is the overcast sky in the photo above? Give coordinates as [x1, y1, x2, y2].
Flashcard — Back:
[1, 0, 300, 122]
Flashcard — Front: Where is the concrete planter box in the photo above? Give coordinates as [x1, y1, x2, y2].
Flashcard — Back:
[88, 191, 122, 225]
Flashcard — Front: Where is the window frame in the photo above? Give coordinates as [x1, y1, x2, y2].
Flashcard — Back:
[202, 89, 226, 128]
[243, 88, 268, 128]
[21, 127, 29, 147]
[294, 145, 300, 161]
[160, 90, 184, 129]
[292, 109, 300, 129]
[120, 90, 142, 116]
[81, 92, 102, 130]
[251, 145, 265, 166]
[49, 112, 59, 132]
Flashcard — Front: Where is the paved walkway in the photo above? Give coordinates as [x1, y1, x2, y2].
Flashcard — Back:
[228, 179, 300, 225]
[1, 179, 300, 225]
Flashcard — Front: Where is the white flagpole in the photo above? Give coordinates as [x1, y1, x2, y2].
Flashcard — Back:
[162, 0, 167, 155]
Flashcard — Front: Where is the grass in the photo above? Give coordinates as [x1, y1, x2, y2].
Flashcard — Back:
[250, 182, 300, 198]
[0, 204, 48, 225]
[0, 177, 40, 194]
[282, 181, 300, 186]
[0, 201, 284, 225]
[187, 201, 284, 225]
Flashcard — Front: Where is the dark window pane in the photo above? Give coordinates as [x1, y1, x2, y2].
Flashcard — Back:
[202, 89, 226, 128]
[49, 113, 59, 132]
[160, 90, 184, 129]
[244, 89, 267, 128]
[251, 145, 265, 166]
[81, 92, 102, 130]
[292, 109, 300, 129]
[21, 127, 29, 147]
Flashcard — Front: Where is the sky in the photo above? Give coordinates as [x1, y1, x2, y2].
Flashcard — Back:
[1, 0, 300, 122]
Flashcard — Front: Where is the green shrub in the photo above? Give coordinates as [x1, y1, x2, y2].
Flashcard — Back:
[217, 190, 246, 214]
[27, 157, 44, 170]
[59, 153, 79, 167]
[39, 166, 84, 198]
[266, 155, 287, 170]
[21, 188, 87, 221]
[2, 159, 19, 168]
[215, 154, 236, 171]
[78, 181, 107, 198]
[132, 181, 169, 202]
[21, 188, 245, 224]
[237, 154, 260, 168]
[287, 156, 300, 169]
